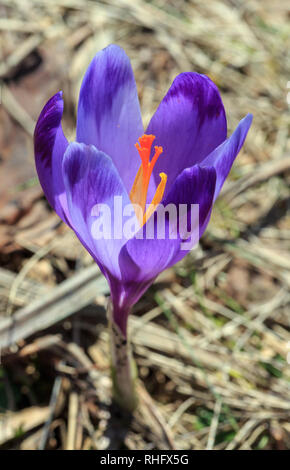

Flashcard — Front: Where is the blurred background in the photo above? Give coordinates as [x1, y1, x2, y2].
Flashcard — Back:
[0, 0, 289, 450]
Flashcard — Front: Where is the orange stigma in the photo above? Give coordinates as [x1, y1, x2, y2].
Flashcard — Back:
[130, 134, 167, 226]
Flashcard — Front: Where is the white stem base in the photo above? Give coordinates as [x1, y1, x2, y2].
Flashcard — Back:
[107, 300, 138, 412]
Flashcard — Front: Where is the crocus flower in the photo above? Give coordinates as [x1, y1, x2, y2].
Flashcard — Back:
[34, 45, 252, 407]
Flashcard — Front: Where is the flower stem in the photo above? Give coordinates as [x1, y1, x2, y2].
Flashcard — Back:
[107, 299, 138, 412]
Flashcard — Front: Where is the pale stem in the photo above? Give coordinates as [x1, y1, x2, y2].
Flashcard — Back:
[107, 299, 138, 412]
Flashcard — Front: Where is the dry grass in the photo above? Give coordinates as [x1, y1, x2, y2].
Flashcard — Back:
[0, 0, 289, 450]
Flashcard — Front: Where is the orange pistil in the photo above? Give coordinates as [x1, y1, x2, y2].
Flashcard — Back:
[130, 134, 167, 226]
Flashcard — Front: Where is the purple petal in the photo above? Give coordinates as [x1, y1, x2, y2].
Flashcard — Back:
[201, 114, 253, 201]
[34, 92, 70, 224]
[121, 165, 216, 286]
[62, 142, 136, 281]
[76, 44, 144, 193]
[113, 166, 216, 331]
[146, 72, 227, 196]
